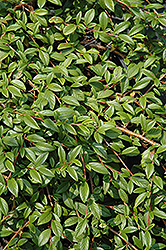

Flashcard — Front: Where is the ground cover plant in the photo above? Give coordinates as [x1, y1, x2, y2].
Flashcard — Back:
[0, 0, 166, 249]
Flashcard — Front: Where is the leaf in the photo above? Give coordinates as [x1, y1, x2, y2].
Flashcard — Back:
[89, 162, 109, 174]
[48, 0, 62, 5]
[30, 169, 42, 183]
[122, 147, 140, 157]
[122, 226, 138, 234]
[118, 189, 128, 203]
[153, 207, 166, 219]
[75, 218, 87, 237]
[58, 146, 66, 163]
[37, 0, 46, 8]
[127, 63, 139, 79]
[8, 86, 22, 97]
[52, 220, 63, 237]
[99, 12, 108, 30]
[39, 50, 49, 65]
[119, 34, 135, 45]
[104, 0, 114, 12]
[67, 166, 78, 181]
[153, 175, 163, 189]
[24, 115, 40, 130]
[133, 77, 151, 90]
[35, 142, 55, 152]
[5, 160, 15, 172]
[68, 145, 82, 161]
[90, 201, 101, 219]
[80, 182, 89, 203]
[11, 80, 26, 90]
[134, 192, 147, 207]
[0, 197, 9, 215]
[44, 89, 56, 110]
[80, 236, 89, 250]
[84, 9, 95, 25]
[63, 24, 77, 35]
[38, 211, 52, 225]
[114, 21, 130, 34]
[144, 231, 152, 249]
[62, 96, 80, 106]
[7, 178, 18, 197]
[64, 217, 78, 227]
[64, 123, 77, 135]
[38, 228, 51, 246]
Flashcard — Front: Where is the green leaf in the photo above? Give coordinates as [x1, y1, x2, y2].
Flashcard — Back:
[5, 160, 15, 172]
[88, 162, 109, 174]
[153, 207, 166, 219]
[144, 231, 152, 249]
[67, 166, 78, 181]
[133, 77, 151, 90]
[39, 50, 49, 65]
[44, 89, 56, 110]
[134, 192, 147, 207]
[7, 178, 18, 197]
[68, 145, 82, 161]
[114, 21, 130, 34]
[127, 63, 139, 79]
[84, 9, 95, 25]
[0, 197, 9, 215]
[63, 24, 77, 36]
[122, 226, 138, 234]
[119, 34, 135, 45]
[8, 86, 22, 97]
[30, 169, 42, 183]
[104, 0, 114, 12]
[58, 146, 66, 163]
[122, 147, 140, 157]
[80, 236, 89, 250]
[35, 9, 48, 16]
[75, 218, 87, 237]
[99, 12, 108, 30]
[80, 182, 89, 203]
[24, 115, 40, 130]
[52, 220, 63, 237]
[38, 228, 51, 246]
[38, 211, 52, 225]
[35, 142, 55, 152]
[64, 123, 77, 135]
[90, 201, 101, 219]
[48, 0, 62, 5]
[11, 80, 26, 90]
[62, 96, 80, 106]
[118, 189, 128, 203]
[64, 216, 78, 227]
[37, 0, 46, 8]
[153, 175, 163, 189]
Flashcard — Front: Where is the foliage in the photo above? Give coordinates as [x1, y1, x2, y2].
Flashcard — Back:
[0, 0, 166, 249]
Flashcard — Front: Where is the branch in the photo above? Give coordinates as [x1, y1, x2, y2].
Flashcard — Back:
[109, 226, 139, 250]
[116, 126, 159, 147]
[3, 221, 29, 250]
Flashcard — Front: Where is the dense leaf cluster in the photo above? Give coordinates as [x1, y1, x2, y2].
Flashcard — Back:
[0, 0, 166, 249]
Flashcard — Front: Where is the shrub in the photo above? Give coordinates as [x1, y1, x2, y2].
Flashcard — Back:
[0, 0, 166, 249]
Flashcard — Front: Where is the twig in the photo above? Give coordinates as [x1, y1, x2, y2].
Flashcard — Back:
[3, 221, 29, 250]
[28, 79, 40, 93]
[89, 173, 94, 193]
[80, 154, 86, 180]
[104, 139, 133, 176]
[46, 186, 53, 207]
[116, 126, 159, 147]
[1, 215, 9, 223]
[109, 226, 139, 250]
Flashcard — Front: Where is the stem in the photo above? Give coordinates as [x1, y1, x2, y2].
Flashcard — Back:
[116, 126, 159, 147]
[3, 221, 29, 250]
[108, 226, 139, 250]
[104, 139, 133, 176]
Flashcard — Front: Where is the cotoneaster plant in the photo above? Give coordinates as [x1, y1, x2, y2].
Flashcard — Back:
[0, 0, 166, 249]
